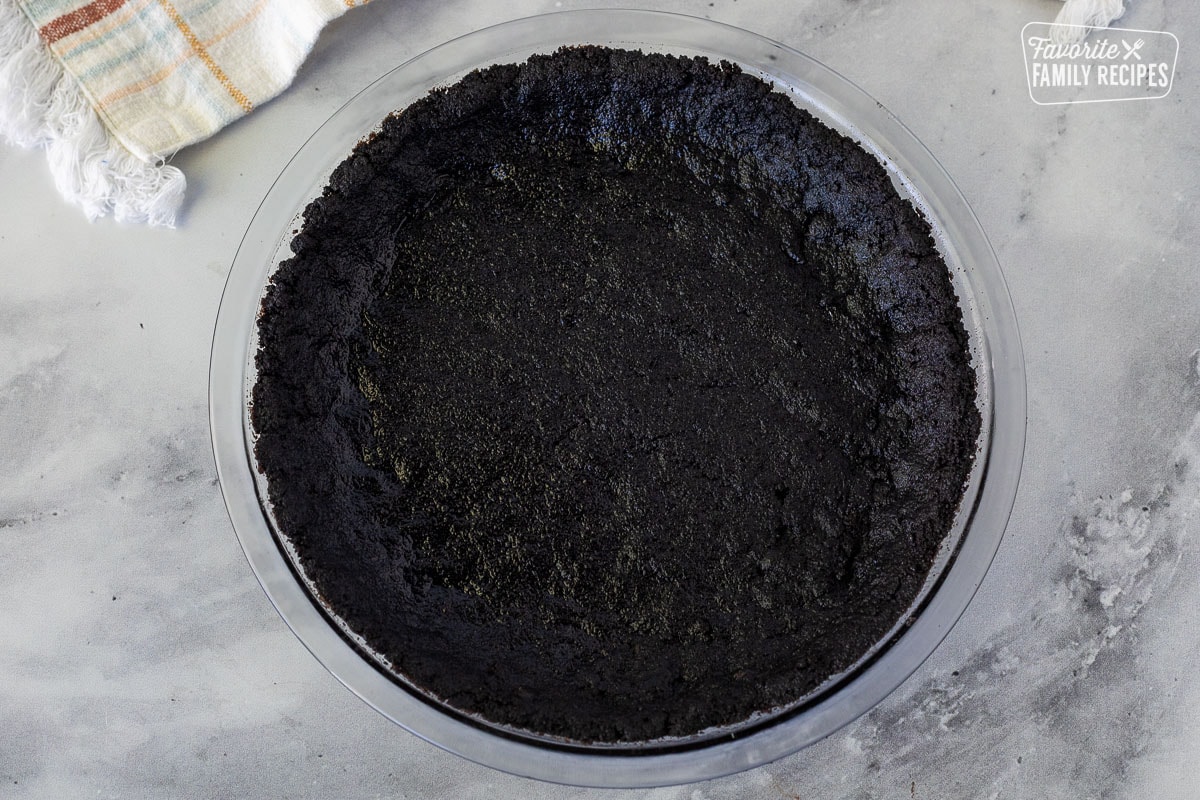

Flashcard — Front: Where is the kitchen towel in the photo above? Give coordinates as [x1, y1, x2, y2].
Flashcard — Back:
[0, 0, 1121, 228]
[0, 0, 367, 226]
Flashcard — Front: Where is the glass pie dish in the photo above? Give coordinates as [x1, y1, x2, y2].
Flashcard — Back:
[209, 8, 1026, 788]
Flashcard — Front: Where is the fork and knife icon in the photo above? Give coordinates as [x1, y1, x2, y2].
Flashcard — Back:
[1122, 38, 1145, 60]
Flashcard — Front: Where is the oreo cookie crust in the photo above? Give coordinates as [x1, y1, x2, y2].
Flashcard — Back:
[251, 46, 980, 743]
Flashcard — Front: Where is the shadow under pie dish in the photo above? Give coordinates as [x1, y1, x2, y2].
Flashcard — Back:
[210, 10, 1025, 787]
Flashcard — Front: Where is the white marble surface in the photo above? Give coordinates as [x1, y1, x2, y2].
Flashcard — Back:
[3, 0, 1199, 797]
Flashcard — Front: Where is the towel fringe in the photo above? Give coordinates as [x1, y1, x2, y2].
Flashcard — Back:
[1053, 0, 1127, 43]
[0, 0, 184, 227]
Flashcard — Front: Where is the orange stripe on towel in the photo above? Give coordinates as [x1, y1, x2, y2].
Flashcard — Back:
[40, 0, 128, 44]
[154, 0, 253, 114]
[96, 0, 271, 109]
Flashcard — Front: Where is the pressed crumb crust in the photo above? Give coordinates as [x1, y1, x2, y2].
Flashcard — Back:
[251, 46, 981, 743]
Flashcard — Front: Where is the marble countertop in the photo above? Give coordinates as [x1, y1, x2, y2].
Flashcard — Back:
[3, 0, 1198, 797]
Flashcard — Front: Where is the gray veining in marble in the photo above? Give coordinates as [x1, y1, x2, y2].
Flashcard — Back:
[3, 0, 1199, 797]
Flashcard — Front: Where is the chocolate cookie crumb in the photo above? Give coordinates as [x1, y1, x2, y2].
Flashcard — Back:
[252, 46, 980, 743]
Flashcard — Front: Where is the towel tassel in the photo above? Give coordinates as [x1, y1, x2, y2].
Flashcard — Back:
[1053, 0, 1127, 43]
[0, 0, 184, 227]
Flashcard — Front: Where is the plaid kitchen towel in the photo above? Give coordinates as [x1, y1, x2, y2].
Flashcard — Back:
[0, 0, 367, 225]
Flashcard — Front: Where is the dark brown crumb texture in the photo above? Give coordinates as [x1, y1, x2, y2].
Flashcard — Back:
[251, 46, 981, 743]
